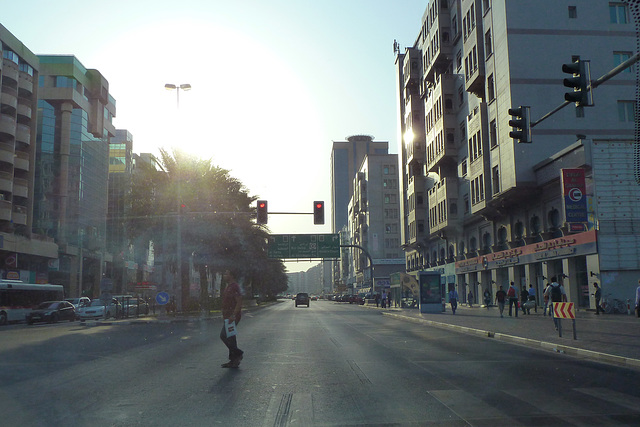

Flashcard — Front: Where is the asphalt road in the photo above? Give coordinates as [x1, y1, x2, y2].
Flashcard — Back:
[1, 301, 639, 426]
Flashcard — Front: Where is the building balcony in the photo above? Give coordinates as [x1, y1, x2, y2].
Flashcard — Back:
[1, 90, 18, 111]
[0, 200, 11, 221]
[0, 114, 16, 139]
[0, 142, 14, 165]
[14, 150, 29, 172]
[13, 178, 28, 199]
[17, 99, 32, 120]
[402, 48, 422, 89]
[428, 177, 460, 235]
[15, 124, 30, 145]
[1, 59, 19, 83]
[0, 171, 12, 193]
[423, 12, 453, 83]
[12, 205, 27, 226]
[463, 27, 485, 98]
[18, 76, 34, 97]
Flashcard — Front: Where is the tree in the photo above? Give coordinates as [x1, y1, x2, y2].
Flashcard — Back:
[126, 148, 285, 309]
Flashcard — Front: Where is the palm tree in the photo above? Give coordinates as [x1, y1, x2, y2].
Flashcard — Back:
[126, 148, 284, 310]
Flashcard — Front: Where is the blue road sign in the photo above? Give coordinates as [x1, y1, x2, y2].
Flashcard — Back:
[156, 291, 170, 305]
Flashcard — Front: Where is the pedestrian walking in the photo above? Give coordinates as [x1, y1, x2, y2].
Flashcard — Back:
[483, 288, 491, 309]
[544, 276, 566, 330]
[449, 288, 459, 314]
[468, 290, 474, 307]
[528, 284, 537, 313]
[381, 291, 387, 308]
[219, 269, 244, 368]
[495, 285, 507, 318]
[592, 282, 603, 315]
[635, 279, 640, 318]
[520, 286, 529, 314]
[507, 282, 518, 317]
[542, 283, 550, 316]
[375, 293, 380, 307]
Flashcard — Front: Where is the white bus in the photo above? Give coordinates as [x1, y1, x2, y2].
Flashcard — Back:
[0, 280, 65, 325]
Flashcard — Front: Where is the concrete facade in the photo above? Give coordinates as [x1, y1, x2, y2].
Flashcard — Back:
[395, 1, 640, 307]
[0, 23, 57, 284]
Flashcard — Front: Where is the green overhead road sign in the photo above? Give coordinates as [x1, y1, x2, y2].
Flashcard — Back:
[268, 234, 340, 259]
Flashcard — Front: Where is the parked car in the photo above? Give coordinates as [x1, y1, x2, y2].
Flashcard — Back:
[77, 299, 121, 320]
[65, 297, 91, 314]
[295, 292, 310, 307]
[122, 298, 149, 316]
[26, 301, 76, 325]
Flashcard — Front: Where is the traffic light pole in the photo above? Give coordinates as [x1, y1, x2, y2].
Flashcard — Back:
[531, 52, 640, 128]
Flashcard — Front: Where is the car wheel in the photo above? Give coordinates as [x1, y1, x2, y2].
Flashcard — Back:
[27, 319, 33, 325]
[0, 312, 7, 326]
[51, 314, 59, 323]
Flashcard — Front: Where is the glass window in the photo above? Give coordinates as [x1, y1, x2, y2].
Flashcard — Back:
[3, 49, 19, 64]
[614, 51, 633, 72]
[568, 6, 577, 19]
[617, 100, 635, 121]
[610, 3, 628, 23]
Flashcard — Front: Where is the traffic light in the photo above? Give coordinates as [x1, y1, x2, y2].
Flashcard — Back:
[562, 59, 592, 107]
[313, 201, 324, 225]
[508, 106, 531, 143]
[256, 200, 268, 224]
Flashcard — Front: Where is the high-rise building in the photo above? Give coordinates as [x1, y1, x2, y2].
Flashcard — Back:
[330, 135, 388, 292]
[34, 55, 116, 297]
[0, 24, 57, 285]
[107, 129, 134, 294]
[346, 154, 404, 292]
[395, 1, 639, 306]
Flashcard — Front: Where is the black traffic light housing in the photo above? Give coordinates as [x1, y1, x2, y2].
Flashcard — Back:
[313, 201, 325, 225]
[508, 106, 532, 143]
[256, 200, 268, 224]
[562, 59, 593, 107]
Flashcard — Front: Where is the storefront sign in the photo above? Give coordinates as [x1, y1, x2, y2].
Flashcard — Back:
[455, 230, 596, 273]
[561, 168, 588, 223]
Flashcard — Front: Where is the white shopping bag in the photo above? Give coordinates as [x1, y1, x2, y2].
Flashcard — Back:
[224, 319, 237, 338]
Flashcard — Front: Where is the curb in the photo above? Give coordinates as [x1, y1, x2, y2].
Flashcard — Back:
[380, 311, 640, 370]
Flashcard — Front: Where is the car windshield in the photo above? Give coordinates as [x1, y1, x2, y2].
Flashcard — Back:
[36, 302, 59, 310]
[89, 300, 107, 307]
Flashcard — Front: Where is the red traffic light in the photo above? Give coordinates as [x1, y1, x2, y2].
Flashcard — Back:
[313, 201, 324, 225]
[256, 200, 268, 224]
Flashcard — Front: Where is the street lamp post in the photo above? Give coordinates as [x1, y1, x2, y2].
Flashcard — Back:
[165, 83, 191, 311]
[165, 83, 191, 108]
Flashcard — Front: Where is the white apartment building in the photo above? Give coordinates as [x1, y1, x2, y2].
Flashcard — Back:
[395, 0, 639, 307]
[346, 154, 404, 292]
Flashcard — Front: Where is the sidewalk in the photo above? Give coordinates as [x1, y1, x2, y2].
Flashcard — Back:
[368, 303, 640, 370]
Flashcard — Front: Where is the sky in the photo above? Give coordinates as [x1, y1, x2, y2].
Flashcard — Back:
[3, 0, 426, 272]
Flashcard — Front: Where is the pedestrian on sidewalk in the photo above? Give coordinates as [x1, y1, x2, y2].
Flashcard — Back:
[544, 276, 566, 330]
[520, 286, 529, 314]
[635, 279, 640, 318]
[381, 291, 387, 309]
[507, 282, 518, 317]
[449, 288, 459, 314]
[468, 290, 474, 307]
[528, 284, 537, 313]
[387, 291, 392, 309]
[483, 288, 491, 309]
[543, 282, 550, 316]
[592, 282, 603, 315]
[495, 285, 507, 318]
[375, 293, 380, 308]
